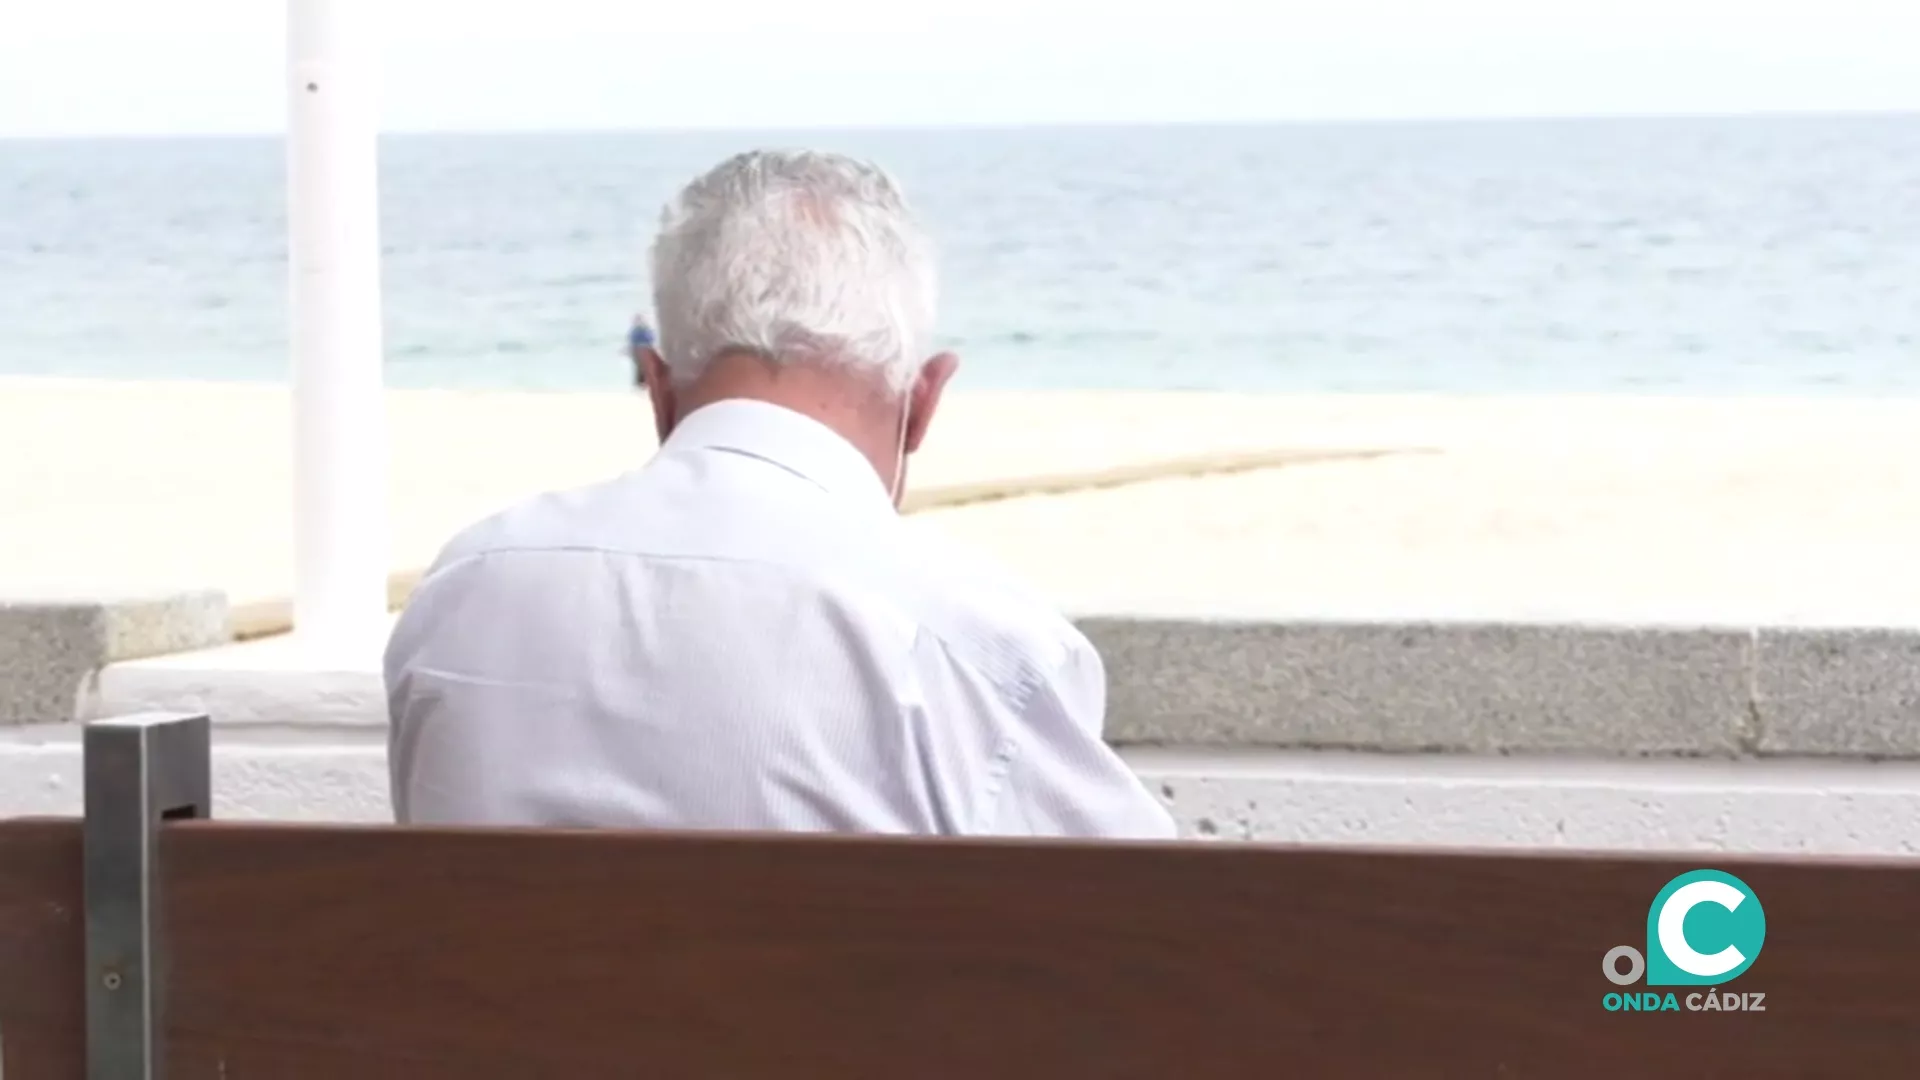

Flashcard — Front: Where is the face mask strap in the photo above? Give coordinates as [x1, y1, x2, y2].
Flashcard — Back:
[888, 389, 912, 506]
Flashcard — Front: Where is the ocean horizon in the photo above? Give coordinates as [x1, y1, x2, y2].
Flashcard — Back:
[3, 115, 1917, 395]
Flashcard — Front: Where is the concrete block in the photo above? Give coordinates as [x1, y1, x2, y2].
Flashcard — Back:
[98, 590, 232, 661]
[1133, 748, 1920, 854]
[1078, 618, 1754, 756]
[0, 722, 389, 820]
[1753, 629, 1920, 756]
[11, 727, 1920, 855]
[88, 664, 385, 728]
[0, 591, 229, 725]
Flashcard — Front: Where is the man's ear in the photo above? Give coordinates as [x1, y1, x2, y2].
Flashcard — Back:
[904, 352, 959, 454]
[641, 349, 676, 442]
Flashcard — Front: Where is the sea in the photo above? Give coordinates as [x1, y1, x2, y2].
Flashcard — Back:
[2, 115, 1917, 394]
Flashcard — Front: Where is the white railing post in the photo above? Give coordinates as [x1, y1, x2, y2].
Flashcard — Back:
[287, 0, 388, 657]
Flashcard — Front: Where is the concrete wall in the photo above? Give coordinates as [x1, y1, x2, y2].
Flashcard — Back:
[4, 725, 1917, 854]
[4, 615, 1919, 854]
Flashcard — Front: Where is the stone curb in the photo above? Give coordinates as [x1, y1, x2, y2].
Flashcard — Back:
[43, 612, 1920, 759]
[0, 591, 230, 726]
[1077, 618, 1920, 759]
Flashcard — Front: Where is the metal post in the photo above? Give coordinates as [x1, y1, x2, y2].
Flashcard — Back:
[288, 0, 389, 659]
[83, 714, 213, 1080]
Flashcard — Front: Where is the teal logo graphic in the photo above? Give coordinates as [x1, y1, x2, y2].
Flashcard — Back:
[1600, 870, 1767, 1013]
[1643, 870, 1766, 984]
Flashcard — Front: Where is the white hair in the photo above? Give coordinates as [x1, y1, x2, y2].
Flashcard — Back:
[649, 149, 937, 394]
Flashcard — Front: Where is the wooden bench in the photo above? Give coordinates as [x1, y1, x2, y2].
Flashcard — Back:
[4, 714, 1919, 1078]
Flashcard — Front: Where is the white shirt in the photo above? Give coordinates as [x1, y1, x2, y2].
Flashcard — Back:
[384, 399, 1175, 839]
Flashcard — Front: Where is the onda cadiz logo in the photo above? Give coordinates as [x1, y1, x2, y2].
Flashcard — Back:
[1601, 869, 1767, 1013]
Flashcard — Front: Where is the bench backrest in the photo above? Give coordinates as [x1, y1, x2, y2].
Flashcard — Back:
[4, 815, 1920, 1078]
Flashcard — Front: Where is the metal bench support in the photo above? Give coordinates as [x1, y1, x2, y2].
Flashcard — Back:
[83, 714, 212, 1080]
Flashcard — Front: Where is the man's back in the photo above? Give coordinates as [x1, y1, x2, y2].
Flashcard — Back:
[385, 399, 1175, 838]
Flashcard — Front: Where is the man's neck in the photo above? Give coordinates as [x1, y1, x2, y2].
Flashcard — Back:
[676, 355, 901, 493]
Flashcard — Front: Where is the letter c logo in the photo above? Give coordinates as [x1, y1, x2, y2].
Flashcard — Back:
[1657, 879, 1748, 978]
[1644, 870, 1765, 986]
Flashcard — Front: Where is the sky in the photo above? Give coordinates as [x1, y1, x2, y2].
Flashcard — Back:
[2, 0, 1918, 136]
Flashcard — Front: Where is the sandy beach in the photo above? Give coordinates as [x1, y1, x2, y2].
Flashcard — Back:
[5, 376, 1919, 626]
[915, 425, 1920, 625]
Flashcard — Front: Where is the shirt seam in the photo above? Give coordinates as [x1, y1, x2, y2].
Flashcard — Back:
[973, 735, 1023, 834]
[422, 543, 837, 588]
[912, 629, 1048, 834]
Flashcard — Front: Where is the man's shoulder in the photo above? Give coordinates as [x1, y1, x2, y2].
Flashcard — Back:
[426, 472, 639, 573]
[881, 523, 1092, 679]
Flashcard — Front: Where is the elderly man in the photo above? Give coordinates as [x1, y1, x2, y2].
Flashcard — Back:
[384, 150, 1174, 839]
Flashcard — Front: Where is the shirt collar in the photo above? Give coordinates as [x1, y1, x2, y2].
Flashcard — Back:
[662, 398, 895, 511]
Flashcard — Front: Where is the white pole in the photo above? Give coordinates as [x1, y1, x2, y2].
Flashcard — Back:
[287, 0, 388, 657]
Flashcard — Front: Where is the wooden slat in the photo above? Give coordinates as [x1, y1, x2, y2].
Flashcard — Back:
[6, 818, 1920, 1078]
[0, 821, 85, 1079]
